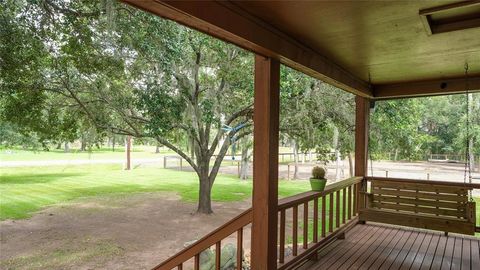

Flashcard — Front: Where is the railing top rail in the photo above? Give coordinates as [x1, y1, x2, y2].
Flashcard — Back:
[367, 176, 480, 189]
[153, 209, 252, 270]
[278, 176, 363, 210]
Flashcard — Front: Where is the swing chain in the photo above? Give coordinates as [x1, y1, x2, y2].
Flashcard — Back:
[463, 63, 473, 201]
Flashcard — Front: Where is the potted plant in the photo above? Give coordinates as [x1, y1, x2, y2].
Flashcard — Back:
[310, 166, 327, 191]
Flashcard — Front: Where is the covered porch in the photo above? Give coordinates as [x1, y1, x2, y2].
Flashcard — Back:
[121, 1, 480, 269]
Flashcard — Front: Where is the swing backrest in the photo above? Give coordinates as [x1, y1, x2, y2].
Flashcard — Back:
[360, 177, 477, 235]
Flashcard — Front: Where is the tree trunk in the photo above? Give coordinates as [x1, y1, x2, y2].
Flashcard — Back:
[293, 139, 299, 179]
[332, 125, 340, 181]
[348, 151, 354, 177]
[56, 143, 62, 149]
[240, 146, 249, 180]
[64, 142, 69, 153]
[112, 136, 115, 152]
[335, 150, 341, 180]
[155, 144, 160, 153]
[190, 137, 195, 160]
[196, 159, 213, 214]
[394, 148, 399, 161]
[125, 136, 131, 170]
[80, 137, 87, 151]
[197, 177, 213, 214]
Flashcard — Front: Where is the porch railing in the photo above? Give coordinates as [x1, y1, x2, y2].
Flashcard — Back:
[153, 176, 363, 270]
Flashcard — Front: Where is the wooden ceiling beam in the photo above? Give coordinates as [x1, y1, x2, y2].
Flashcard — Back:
[121, 0, 373, 98]
[373, 76, 480, 99]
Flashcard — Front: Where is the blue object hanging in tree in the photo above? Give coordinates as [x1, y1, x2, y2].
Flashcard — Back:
[222, 122, 247, 160]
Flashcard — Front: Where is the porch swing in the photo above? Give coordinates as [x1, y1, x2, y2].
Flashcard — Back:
[359, 64, 477, 235]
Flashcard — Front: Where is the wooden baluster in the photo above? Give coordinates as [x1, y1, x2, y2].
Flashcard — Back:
[237, 228, 243, 270]
[303, 202, 308, 249]
[313, 198, 318, 243]
[342, 188, 346, 224]
[293, 205, 298, 256]
[216, 241, 221, 270]
[348, 185, 352, 220]
[279, 210, 286, 263]
[329, 193, 334, 232]
[353, 183, 357, 215]
[322, 196, 326, 237]
[336, 190, 340, 228]
[178, 264, 183, 270]
[194, 254, 200, 270]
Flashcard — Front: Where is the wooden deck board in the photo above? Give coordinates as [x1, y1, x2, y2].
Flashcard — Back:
[419, 234, 440, 270]
[430, 235, 447, 270]
[353, 228, 399, 269]
[370, 229, 410, 269]
[337, 227, 392, 269]
[307, 223, 480, 270]
[314, 225, 380, 269]
[440, 236, 455, 270]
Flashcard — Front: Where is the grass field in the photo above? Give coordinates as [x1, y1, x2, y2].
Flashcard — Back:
[0, 164, 311, 220]
[2, 161, 479, 238]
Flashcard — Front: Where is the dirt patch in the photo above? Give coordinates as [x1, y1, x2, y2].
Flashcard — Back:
[0, 193, 251, 269]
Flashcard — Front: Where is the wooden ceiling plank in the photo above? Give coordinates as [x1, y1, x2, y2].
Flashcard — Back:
[374, 76, 480, 99]
[121, 0, 373, 97]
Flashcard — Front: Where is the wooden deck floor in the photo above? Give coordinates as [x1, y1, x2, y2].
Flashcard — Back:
[307, 223, 480, 270]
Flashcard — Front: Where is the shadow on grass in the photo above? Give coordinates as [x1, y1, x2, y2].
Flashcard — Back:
[0, 173, 85, 185]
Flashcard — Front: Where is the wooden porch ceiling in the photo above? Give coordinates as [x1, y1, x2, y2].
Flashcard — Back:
[123, 0, 480, 99]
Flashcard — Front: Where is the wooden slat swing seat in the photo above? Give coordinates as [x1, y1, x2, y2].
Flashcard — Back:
[359, 177, 477, 235]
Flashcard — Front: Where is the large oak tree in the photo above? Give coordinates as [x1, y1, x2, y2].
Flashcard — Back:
[1, 0, 253, 214]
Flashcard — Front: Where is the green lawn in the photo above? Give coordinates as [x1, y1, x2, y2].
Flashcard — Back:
[0, 164, 311, 220]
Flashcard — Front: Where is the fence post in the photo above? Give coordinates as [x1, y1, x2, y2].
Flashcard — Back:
[163, 156, 167, 168]
[385, 171, 388, 178]
[427, 173, 430, 180]
[287, 164, 290, 180]
[237, 162, 240, 178]
[180, 158, 183, 171]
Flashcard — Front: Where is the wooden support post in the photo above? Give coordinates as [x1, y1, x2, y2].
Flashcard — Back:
[355, 96, 370, 211]
[163, 156, 167, 169]
[251, 55, 280, 270]
[125, 135, 131, 170]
